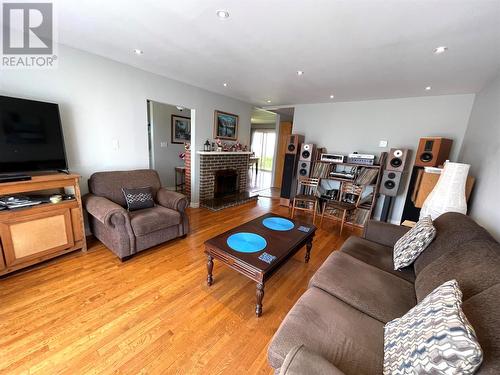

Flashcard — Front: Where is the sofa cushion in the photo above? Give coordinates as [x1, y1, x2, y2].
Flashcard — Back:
[122, 186, 155, 211]
[384, 280, 483, 375]
[268, 287, 384, 375]
[393, 216, 436, 270]
[413, 212, 495, 275]
[363, 220, 410, 248]
[415, 239, 500, 303]
[341, 236, 415, 283]
[309, 252, 416, 323]
[462, 283, 500, 374]
[279, 345, 346, 375]
[88, 169, 162, 207]
[129, 206, 181, 236]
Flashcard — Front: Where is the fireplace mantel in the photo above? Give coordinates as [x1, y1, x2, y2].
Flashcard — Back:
[197, 151, 253, 155]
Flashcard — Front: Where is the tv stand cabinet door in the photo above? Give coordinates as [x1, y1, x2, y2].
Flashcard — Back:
[0, 241, 5, 271]
[0, 208, 75, 267]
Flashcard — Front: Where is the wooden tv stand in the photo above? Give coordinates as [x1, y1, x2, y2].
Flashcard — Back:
[0, 173, 86, 276]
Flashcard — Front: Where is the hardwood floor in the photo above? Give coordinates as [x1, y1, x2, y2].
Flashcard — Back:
[0, 198, 360, 375]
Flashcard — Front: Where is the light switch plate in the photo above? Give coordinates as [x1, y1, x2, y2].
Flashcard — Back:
[160, 142, 168, 148]
[112, 139, 120, 150]
[379, 140, 388, 147]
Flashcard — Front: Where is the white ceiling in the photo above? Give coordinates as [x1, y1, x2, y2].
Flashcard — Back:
[57, 0, 500, 106]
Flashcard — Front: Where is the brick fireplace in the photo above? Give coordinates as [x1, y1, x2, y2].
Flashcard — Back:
[198, 152, 251, 201]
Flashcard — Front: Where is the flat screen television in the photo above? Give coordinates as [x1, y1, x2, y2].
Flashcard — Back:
[0, 95, 68, 175]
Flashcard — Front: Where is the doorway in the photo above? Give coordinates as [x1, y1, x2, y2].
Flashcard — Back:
[249, 108, 277, 193]
[147, 100, 192, 191]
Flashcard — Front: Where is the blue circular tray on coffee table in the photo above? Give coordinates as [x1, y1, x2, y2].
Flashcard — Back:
[226, 232, 267, 253]
[262, 217, 294, 231]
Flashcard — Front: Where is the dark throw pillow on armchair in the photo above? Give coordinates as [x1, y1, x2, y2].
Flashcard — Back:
[122, 186, 155, 211]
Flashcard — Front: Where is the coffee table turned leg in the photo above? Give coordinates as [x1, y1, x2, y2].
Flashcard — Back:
[207, 255, 214, 286]
[255, 282, 265, 317]
[305, 236, 314, 263]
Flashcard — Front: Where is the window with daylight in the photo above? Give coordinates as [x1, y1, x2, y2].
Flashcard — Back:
[251, 130, 276, 171]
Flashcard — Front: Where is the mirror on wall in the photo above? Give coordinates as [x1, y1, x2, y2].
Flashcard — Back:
[147, 100, 192, 190]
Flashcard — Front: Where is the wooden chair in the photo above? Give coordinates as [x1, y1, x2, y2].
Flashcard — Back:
[320, 182, 364, 235]
[291, 177, 320, 223]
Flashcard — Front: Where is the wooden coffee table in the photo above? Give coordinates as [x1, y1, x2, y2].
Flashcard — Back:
[204, 213, 316, 317]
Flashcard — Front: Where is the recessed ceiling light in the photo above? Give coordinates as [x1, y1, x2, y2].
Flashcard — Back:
[433, 46, 448, 54]
[266, 99, 272, 103]
[329, 94, 335, 99]
[425, 86, 432, 91]
[297, 70, 304, 76]
[223, 82, 228, 87]
[216, 10, 230, 19]
[133, 49, 143, 55]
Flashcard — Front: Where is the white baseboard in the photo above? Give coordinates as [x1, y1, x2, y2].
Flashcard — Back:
[190, 201, 200, 208]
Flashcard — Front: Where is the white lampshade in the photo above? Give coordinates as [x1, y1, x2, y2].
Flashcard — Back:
[420, 161, 470, 220]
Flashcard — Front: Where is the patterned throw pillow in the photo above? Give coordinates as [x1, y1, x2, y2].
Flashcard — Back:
[122, 186, 155, 211]
[393, 216, 436, 270]
[384, 280, 483, 375]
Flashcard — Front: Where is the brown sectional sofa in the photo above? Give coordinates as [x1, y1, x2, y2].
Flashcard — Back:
[268, 213, 500, 374]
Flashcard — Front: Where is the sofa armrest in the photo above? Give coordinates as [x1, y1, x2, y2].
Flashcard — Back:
[279, 345, 345, 375]
[84, 194, 130, 227]
[363, 220, 410, 248]
[156, 188, 188, 212]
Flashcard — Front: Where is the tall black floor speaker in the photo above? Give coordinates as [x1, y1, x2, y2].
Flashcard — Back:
[279, 134, 304, 206]
[280, 154, 298, 206]
[401, 166, 423, 223]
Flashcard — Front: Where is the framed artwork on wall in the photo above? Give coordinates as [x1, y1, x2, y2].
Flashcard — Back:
[214, 110, 238, 140]
[171, 115, 191, 144]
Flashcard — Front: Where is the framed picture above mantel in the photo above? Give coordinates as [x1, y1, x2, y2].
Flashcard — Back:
[214, 110, 238, 140]
[171, 115, 191, 144]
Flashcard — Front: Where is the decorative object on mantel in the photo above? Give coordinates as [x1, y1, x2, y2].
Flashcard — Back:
[214, 110, 238, 140]
[200, 137, 249, 153]
[420, 161, 470, 220]
[215, 138, 223, 152]
[197, 151, 253, 155]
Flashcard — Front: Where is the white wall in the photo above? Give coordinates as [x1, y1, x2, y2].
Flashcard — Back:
[0, 45, 253, 205]
[149, 101, 189, 188]
[459, 72, 500, 240]
[293, 94, 475, 222]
